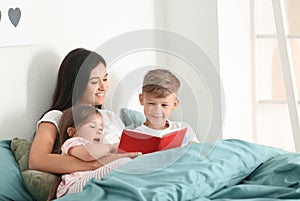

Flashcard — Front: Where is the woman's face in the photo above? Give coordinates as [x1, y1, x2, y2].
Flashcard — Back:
[78, 62, 109, 105]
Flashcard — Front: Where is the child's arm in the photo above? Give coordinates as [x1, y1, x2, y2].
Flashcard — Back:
[68, 143, 117, 161]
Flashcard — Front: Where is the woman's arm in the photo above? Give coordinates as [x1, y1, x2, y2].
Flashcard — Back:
[28, 122, 102, 173]
[29, 122, 140, 174]
[68, 143, 116, 161]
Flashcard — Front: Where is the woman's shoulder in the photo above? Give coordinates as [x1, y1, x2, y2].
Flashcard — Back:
[37, 110, 63, 130]
[97, 109, 117, 116]
[97, 109, 120, 121]
[97, 108, 125, 130]
[44, 110, 63, 117]
[42, 110, 63, 121]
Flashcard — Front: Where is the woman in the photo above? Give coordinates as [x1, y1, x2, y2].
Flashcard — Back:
[28, 48, 139, 174]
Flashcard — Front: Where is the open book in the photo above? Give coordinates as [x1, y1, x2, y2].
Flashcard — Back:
[118, 127, 187, 154]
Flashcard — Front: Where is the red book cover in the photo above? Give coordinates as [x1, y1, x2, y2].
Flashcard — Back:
[118, 127, 187, 154]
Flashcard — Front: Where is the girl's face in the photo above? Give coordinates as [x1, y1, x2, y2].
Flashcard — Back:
[78, 62, 109, 105]
[74, 113, 103, 143]
[139, 92, 178, 130]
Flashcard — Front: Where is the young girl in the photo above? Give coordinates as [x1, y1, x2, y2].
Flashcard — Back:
[56, 105, 135, 198]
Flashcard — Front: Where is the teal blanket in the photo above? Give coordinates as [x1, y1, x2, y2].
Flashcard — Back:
[55, 139, 300, 201]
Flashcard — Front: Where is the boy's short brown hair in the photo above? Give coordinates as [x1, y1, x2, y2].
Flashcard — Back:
[142, 69, 180, 98]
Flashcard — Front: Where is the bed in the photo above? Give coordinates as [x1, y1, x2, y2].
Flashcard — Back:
[1, 109, 300, 201]
[53, 139, 300, 201]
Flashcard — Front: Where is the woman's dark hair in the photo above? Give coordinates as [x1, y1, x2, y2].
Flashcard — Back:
[49, 48, 106, 112]
[55, 105, 100, 153]
[33, 48, 105, 141]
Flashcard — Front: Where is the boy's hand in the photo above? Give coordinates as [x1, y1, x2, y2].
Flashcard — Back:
[124, 152, 142, 159]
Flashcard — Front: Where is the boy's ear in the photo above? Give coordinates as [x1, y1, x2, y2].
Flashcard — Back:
[139, 93, 144, 105]
[67, 127, 77, 137]
[172, 98, 179, 110]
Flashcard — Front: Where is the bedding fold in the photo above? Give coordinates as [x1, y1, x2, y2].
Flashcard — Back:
[55, 139, 287, 201]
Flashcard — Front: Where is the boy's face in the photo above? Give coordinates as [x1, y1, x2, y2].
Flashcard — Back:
[139, 92, 179, 129]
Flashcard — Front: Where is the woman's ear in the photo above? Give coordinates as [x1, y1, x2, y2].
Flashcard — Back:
[67, 127, 77, 137]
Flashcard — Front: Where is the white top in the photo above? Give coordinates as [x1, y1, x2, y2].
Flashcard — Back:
[134, 121, 199, 146]
[37, 109, 125, 144]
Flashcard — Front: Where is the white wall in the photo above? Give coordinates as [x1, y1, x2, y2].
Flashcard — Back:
[0, 0, 220, 141]
[0, 0, 157, 140]
[218, 0, 254, 141]
[218, 0, 298, 151]
[159, 0, 222, 142]
[254, 0, 298, 151]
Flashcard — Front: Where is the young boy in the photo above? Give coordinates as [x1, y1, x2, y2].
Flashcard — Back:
[135, 69, 199, 146]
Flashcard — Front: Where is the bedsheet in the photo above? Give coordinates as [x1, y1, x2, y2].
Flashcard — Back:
[55, 139, 300, 201]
